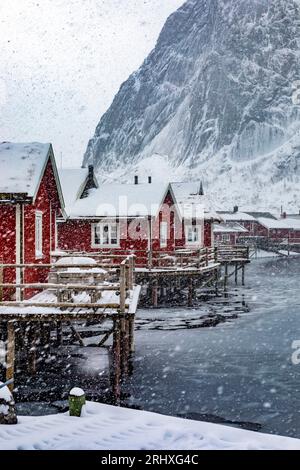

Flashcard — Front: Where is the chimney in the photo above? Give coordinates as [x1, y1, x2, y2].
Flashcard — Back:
[80, 165, 97, 199]
[134, 175, 138, 185]
[148, 176, 152, 184]
[199, 181, 204, 196]
[233, 205, 239, 213]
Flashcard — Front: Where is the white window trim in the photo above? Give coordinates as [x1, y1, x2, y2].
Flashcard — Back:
[185, 224, 202, 247]
[91, 222, 120, 248]
[160, 221, 168, 248]
[222, 234, 231, 243]
[35, 210, 43, 258]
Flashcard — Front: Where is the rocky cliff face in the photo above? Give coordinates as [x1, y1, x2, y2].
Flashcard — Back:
[83, 0, 300, 210]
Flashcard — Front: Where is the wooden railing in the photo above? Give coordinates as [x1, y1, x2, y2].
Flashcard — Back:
[0, 255, 136, 309]
[148, 248, 217, 269]
[216, 245, 250, 262]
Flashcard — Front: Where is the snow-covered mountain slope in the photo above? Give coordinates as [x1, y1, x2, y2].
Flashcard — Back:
[84, 0, 300, 211]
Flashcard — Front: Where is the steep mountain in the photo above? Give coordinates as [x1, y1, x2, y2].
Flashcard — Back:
[83, 0, 300, 211]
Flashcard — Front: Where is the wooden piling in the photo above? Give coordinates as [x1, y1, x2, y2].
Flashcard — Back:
[129, 316, 135, 353]
[188, 278, 194, 307]
[224, 263, 228, 296]
[242, 265, 245, 286]
[235, 265, 238, 285]
[6, 321, 15, 392]
[152, 278, 158, 308]
[112, 319, 121, 404]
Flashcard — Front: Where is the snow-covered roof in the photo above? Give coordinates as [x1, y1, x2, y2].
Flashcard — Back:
[220, 212, 256, 222]
[67, 183, 168, 218]
[169, 182, 222, 221]
[59, 168, 89, 210]
[0, 142, 51, 197]
[258, 217, 300, 230]
[214, 222, 248, 233]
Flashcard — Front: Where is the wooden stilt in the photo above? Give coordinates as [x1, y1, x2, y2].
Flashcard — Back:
[112, 319, 121, 404]
[242, 265, 245, 286]
[224, 263, 228, 297]
[120, 318, 128, 379]
[152, 279, 158, 307]
[129, 316, 135, 353]
[6, 321, 15, 392]
[28, 324, 37, 375]
[188, 278, 193, 307]
[235, 265, 238, 285]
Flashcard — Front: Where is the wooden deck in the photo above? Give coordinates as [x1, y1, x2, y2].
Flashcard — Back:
[0, 256, 140, 402]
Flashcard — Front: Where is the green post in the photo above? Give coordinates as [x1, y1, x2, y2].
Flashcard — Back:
[69, 387, 86, 417]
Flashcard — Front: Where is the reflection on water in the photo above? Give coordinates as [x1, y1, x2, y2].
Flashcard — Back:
[126, 257, 300, 438]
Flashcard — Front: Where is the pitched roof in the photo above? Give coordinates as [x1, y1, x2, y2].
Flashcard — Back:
[214, 222, 248, 233]
[67, 182, 168, 218]
[59, 168, 90, 210]
[0, 142, 65, 210]
[220, 211, 256, 222]
[169, 182, 222, 222]
[258, 217, 300, 230]
[0, 142, 51, 197]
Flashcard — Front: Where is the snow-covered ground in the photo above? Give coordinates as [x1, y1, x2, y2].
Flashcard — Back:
[0, 401, 300, 450]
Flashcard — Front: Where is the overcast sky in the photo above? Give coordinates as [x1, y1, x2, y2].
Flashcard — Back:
[0, 0, 184, 167]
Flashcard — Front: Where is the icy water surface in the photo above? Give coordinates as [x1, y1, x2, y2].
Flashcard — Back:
[127, 257, 300, 438]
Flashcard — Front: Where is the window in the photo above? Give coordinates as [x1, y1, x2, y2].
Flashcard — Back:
[92, 222, 119, 247]
[35, 211, 43, 257]
[222, 234, 231, 243]
[185, 225, 201, 246]
[160, 221, 168, 248]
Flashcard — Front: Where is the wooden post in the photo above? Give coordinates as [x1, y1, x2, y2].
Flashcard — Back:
[119, 263, 126, 314]
[152, 278, 158, 307]
[215, 269, 219, 296]
[188, 278, 194, 307]
[6, 321, 15, 392]
[242, 265, 245, 286]
[224, 263, 228, 296]
[28, 324, 37, 375]
[129, 316, 135, 353]
[112, 319, 121, 404]
[0, 263, 3, 302]
[235, 264, 238, 285]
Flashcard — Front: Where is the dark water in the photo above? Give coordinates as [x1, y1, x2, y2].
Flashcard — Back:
[127, 257, 300, 438]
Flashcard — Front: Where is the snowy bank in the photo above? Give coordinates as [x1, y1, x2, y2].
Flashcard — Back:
[0, 402, 299, 450]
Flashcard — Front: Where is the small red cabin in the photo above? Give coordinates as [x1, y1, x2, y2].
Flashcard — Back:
[214, 222, 248, 245]
[58, 173, 220, 266]
[0, 142, 65, 299]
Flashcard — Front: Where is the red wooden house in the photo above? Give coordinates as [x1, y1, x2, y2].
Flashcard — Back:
[256, 217, 300, 243]
[214, 222, 248, 245]
[58, 172, 221, 266]
[0, 142, 65, 299]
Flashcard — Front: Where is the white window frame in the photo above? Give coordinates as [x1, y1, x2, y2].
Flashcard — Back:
[91, 222, 120, 248]
[35, 211, 43, 258]
[185, 224, 201, 246]
[222, 234, 231, 243]
[160, 221, 168, 248]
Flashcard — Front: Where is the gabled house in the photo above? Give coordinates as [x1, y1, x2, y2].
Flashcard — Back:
[214, 222, 248, 245]
[0, 142, 65, 299]
[57, 174, 221, 266]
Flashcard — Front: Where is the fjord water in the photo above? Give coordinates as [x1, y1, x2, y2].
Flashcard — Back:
[129, 257, 300, 438]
